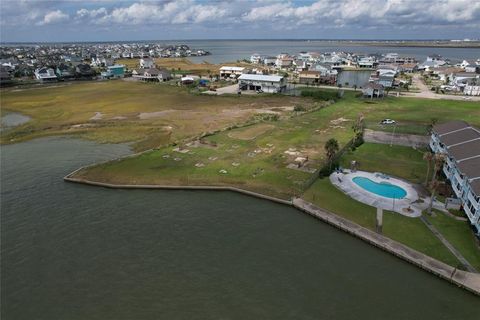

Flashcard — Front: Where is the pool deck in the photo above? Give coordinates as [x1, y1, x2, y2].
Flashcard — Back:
[330, 170, 424, 217]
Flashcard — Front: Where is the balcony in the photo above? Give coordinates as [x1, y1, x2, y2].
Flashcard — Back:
[467, 190, 480, 209]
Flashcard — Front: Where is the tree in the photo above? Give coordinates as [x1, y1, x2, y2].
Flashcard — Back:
[427, 153, 445, 214]
[325, 138, 339, 170]
[423, 151, 434, 186]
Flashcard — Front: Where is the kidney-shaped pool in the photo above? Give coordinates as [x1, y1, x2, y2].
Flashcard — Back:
[352, 176, 407, 199]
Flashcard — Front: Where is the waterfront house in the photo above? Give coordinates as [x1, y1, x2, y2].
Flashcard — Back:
[263, 56, 277, 66]
[238, 74, 286, 93]
[34, 67, 57, 82]
[219, 66, 245, 79]
[430, 121, 480, 236]
[250, 54, 263, 64]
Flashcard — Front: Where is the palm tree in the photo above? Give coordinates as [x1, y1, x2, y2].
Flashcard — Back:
[427, 153, 445, 214]
[423, 151, 434, 186]
[325, 138, 339, 170]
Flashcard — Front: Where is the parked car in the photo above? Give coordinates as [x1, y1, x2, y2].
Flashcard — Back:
[380, 119, 396, 125]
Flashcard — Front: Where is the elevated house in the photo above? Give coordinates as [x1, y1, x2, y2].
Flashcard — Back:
[219, 66, 245, 79]
[362, 82, 385, 98]
[101, 65, 125, 79]
[298, 70, 336, 85]
[56, 64, 75, 79]
[34, 67, 57, 82]
[250, 54, 263, 64]
[140, 58, 155, 68]
[430, 121, 480, 236]
[132, 67, 172, 82]
[238, 74, 286, 93]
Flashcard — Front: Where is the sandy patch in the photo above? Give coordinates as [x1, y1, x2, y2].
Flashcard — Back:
[90, 112, 103, 121]
[138, 110, 176, 120]
[330, 117, 350, 125]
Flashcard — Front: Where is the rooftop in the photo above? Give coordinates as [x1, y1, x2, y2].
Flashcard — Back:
[238, 74, 284, 82]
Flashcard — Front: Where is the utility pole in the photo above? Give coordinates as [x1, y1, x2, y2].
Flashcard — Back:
[376, 207, 383, 234]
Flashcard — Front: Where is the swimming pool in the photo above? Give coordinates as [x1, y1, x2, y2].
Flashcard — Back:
[352, 177, 407, 199]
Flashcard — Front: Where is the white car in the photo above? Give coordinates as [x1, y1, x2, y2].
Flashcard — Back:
[380, 119, 396, 125]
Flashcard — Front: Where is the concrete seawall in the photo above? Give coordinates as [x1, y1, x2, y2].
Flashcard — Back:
[64, 173, 480, 296]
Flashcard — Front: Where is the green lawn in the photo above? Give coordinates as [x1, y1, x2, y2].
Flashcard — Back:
[302, 179, 460, 267]
[426, 211, 480, 270]
[340, 143, 428, 184]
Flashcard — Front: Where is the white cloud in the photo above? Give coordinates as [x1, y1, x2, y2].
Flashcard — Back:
[37, 10, 69, 25]
[1, 0, 479, 35]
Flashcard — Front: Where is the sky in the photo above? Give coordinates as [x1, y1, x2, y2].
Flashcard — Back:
[1, 0, 479, 42]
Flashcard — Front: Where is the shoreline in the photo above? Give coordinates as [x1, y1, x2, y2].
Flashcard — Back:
[64, 170, 480, 296]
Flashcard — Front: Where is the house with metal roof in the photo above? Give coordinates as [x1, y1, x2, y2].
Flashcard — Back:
[237, 74, 286, 93]
[430, 121, 480, 235]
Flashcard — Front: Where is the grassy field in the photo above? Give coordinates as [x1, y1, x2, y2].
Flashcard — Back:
[72, 103, 355, 199]
[426, 211, 480, 270]
[340, 143, 429, 184]
[116, 57, 251, 76]
[0, 80, 311, 151]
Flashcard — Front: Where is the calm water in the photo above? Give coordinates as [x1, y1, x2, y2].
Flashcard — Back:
[172, 40, 480, 63]
[1, 137, 479, 319]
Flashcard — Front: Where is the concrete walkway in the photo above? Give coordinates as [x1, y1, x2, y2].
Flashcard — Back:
[421, 216, 478, 273]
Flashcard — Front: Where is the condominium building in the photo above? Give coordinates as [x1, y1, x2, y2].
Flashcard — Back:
[430, 121, 480, 235]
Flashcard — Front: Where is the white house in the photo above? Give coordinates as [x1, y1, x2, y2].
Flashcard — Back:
[140, 58, 155, 68]
[430, 121, 480, 236]
[238, 74, 286, 93]
[263, 56, 277, 66]
[250, 54, 262, 64]
[219, 66, 245, 79]
[34, 67, 57, 81]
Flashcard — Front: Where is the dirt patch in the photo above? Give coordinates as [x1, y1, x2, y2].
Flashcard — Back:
[90, 112, 103, 121]
[330, 117, 350, 125]
[138, 110, 176, 120]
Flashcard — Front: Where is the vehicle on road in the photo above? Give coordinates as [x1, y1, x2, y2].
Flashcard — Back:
[380, 119, 396, 125]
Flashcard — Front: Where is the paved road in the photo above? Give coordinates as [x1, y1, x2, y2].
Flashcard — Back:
[401, 75, 480, 101]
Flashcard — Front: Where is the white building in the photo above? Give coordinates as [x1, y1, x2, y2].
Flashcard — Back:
[219, 66, 245, 79]
[238, 74, 286, 93]
[34, 67, 57, 81]
[250, 54, 262, 64]
[140, 58, 155, 68]
[430, 121, 480, 236]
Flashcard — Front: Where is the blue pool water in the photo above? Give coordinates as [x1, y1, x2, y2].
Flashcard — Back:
[352, 177, 407, 199]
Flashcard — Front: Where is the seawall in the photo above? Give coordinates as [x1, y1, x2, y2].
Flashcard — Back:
[64, 173, 480, 296]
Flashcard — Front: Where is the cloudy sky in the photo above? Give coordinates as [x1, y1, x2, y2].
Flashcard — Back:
[1, 0, 479, 42]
